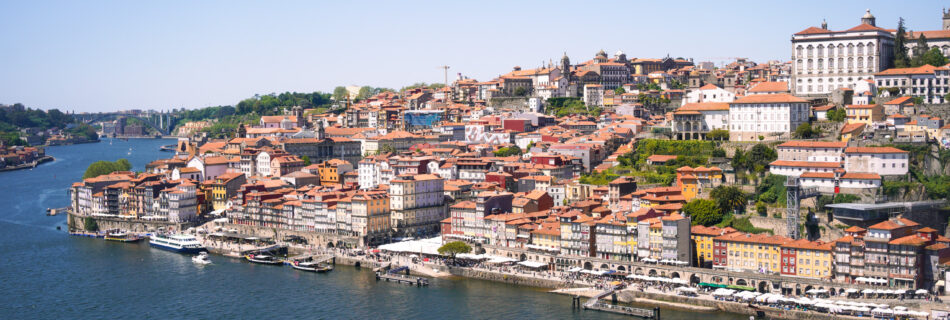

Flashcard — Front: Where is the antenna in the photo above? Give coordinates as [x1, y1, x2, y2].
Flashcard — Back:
[438, 65, 450, 87]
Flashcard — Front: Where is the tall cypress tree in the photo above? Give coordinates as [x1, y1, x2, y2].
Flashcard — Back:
[893, 18, 910, 68]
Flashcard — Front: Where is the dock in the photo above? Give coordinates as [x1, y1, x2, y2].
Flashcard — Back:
[47, 207, 69, 216]
[575, 286, 659, 319]
[375, 265, 429, 286]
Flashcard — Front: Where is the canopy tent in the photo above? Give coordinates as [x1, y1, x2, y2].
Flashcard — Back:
[377, 237, 443, 256]
[567, 267, 583, 273]
[485, 256, 518, 264]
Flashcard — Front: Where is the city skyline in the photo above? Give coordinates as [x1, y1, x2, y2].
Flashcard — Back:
[0, 0, 945, 112]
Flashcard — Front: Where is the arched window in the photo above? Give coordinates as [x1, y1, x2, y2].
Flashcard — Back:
[796, 46, 803, 58]
[837, 44, 844, 56]
[847, 44, 854, 55]
[867, 57, 874, 70]
[817, 45, 825, 57]
[838, 58, 844, 70]
[797, 60, 803, 72]
[857, 57, 864, 71]
[857, 43, 865, 55]
[807, 59, 813, 70]
[867, 42, 875, 55]
[817, 59, 823, 70]
[828, 58, 834, 70]
[848, 58, 853, 70]
[807, 45, 814, 57]
[828, 45, 834, 57]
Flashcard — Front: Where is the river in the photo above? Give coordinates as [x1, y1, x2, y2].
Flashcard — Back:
[0, 138, 745, 319]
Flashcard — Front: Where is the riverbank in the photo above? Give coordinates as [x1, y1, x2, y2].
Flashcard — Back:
[0, 155, 54, 172]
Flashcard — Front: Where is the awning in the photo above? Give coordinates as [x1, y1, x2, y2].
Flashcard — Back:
[567, 267, 583, 272]
[517, 261, 548, 268]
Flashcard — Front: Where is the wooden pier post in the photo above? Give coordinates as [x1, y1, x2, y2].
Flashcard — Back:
[653, 307, 660, 320]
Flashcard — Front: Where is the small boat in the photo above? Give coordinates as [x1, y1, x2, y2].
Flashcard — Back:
[104, 230, 143, 242]
[291, 260, 333, 273]
[245, 254, 282, 265]
[192, 252, 212, 265]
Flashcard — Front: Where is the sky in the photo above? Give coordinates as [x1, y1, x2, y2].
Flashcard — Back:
[0, 0, 945, 112]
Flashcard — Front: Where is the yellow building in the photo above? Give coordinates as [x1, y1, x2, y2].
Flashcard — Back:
[781, 239, 833, 279]
[211, 172, 246, 211]
[317, 159, 353, 186]
[626, 207, 661, 253]
[845, 104, 884, 126]
[715, 232, 789, 274]
[690, 225, 735, 267]
[530, 221, 561, 249]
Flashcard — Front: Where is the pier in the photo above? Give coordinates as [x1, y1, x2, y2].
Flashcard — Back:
[46, 207, 69, 216]
[576, 285, 659, 319]
[376, 265, 429, 286]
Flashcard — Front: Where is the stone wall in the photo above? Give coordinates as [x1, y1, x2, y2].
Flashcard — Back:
[446, 266, 572, 289]
[217, 222, 361, 248]
[67, 213, 192, 233]
[488, 97, 531, 111]
[618, 290, 866, 320]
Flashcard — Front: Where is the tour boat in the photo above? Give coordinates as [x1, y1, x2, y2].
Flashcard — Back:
[149, 233, 207, 254]
[104, 230, 142, 243]
[192, 252, 212, 265]
[244, 253, 282, 265]
[291, 260, 333, 273]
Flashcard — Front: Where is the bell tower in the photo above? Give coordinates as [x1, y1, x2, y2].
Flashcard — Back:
[943, 8, 950, 30]
[861, 9, 876, 27]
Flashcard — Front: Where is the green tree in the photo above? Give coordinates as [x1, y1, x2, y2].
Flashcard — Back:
[707, 129, 729, 141]
[301, 155, 311, 166]
[514, 87, 527, 96]
[917, 46, 948, 67]
[794, 122, 819, 138]
[83, 217, 99, 232]
[756, 201, 768, 216]
[332, 86, 348, 101]
[377, 144, 397, 155]
[826, 108, 846, 122]
[493, 146, 522, 157]
[437, 241, 472, 258]
[82, 159, 132, 179]
[748, 143, 777, 173]
[710, 185, 747, 215]
[356, 86, 373, 100]
[614, 87, 626, 95]
[893, 18, 910, 68]
[684, 199, 723, 226]
[711, 148, 726, 158]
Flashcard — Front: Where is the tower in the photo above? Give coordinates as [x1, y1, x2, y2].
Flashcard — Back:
[314, 120, 325, 140]
[560, 52, 571, 74]
[821, 19, 827, 30]
[291, 105, 304, 127]
[861, 9, 875, 27]
[786, 177, 801, 240]
[943, 8, 950, 30]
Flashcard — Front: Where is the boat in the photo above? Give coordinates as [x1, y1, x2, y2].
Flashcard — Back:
[192, 252, 212, 265]
[244, 253, 282, 265]
[291, 260, 333, 273]
[104, 230, 143, 242]
[149, 233, 207, 254]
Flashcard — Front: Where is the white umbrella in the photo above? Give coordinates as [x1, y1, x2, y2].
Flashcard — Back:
[915, 289, 929, 295]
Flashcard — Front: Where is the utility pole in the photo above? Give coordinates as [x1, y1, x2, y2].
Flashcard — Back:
[438, 65, 450, 87]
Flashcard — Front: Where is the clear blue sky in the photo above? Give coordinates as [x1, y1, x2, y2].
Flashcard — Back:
[0, 0, 944, 112]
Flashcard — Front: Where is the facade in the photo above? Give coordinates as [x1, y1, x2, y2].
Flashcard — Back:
[728, 94, 810, 141]
[874, 64, 950, 104]
[389, 174, 446, 236]
[672, 102, 730, 140]
[843, 147, 909, 176]
[791, 10, 894, 96]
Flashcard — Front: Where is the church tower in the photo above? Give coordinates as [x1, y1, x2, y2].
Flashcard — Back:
[861, 9, 876, 27]
[561, 52, 571, 75]
[314, 119, 325, 140]
[943, 8, 950, 30]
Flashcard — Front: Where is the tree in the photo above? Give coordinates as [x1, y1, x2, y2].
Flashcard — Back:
[794, 122, 820, 139]
[513, 87, 527, 96]
[826, 108, 846, 122]
[684, 199, 723, 226]
[707, 129, 729, 141]
[893, 18, 910, 68]
[614, 87, 626, 95]
[377, 144, 397, 155]
[748, 144, 777, 175]
[82, 159, 132, 179]
[83, 217, 99, 232]
[756, 201, 768, 216]
[356, 86, 373, 100]
[301, 155, 311, 166]
[332, 86, 348, 101]
[493, 146, 522, 157]
[437, 241, 472, 258]
[710, 185, 747, 215]
[917, 47, 948, 67]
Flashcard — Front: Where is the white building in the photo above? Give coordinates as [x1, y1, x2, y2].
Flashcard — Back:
[776, 140, 847, 162]
[728, 93, 810, 141]
[583, 84, 604, 107]
[769, 160, 841, 177]
[389, 174, 445, 236]
[791, 10, 894, 96]
[874, 64, 950, 104]
[672, 102, 730, 140]
[685, 84, 735, 103]
[844, 147, 909, 176]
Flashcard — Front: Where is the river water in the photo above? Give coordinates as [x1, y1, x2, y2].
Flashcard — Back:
[0, 138, 744, 319]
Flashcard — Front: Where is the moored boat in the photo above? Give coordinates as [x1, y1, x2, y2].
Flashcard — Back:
[291, 260, 333, 273]
[104, 230, 143, 243]
[245, 253, 282, 265]
[149, 233, 207, 254]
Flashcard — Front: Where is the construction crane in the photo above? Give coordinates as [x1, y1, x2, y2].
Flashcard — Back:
[438, 65, 450, 87]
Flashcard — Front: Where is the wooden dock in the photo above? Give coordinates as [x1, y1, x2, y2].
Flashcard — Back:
[576, 286, 659, 319]
[375, 266, 429, 286]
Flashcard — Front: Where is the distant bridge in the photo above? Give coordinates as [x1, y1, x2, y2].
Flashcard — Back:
[72, 112, 179, 136]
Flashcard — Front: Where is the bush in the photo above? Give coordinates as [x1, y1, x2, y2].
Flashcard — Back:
[83, 159, 132, 179]
[756, 201, 767, 216]
[83, 217, 99, 232]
